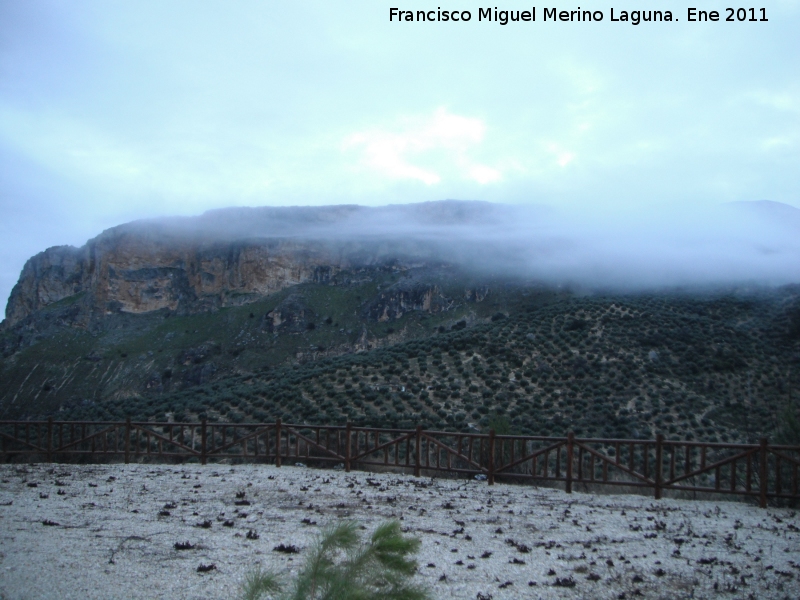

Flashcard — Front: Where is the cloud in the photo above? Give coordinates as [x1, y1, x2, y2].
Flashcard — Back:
[747, 89, 799, 113]
[546, 143, 577, 168]
[91, 200, 800, 291]
[343, 108, 501, 185]
[467, 164, 502, 184]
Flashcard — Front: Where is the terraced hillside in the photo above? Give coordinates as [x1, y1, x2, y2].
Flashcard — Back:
[4, 200, 800, 445]
[43, 286, 800, 445]
[0, 265, 536, 419]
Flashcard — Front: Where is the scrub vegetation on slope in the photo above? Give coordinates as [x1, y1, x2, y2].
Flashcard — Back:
[14, 284, 798, 446]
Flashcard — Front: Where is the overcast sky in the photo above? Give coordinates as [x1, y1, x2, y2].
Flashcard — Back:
[1, 1, 799, 310]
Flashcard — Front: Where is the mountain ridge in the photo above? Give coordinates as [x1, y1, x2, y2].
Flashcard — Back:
[2, 200, 517, 330]
[1, 200, 799, 446]
[6, 199, 800, 330]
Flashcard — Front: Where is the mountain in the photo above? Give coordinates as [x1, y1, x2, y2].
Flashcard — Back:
[1, 200, 799, 445]
[2, 201, 510, 329]
[6, 199, 800, 330]
[726, 199, 800, 229]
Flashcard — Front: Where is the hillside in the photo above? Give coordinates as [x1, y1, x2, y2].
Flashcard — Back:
[5, 283, 797, 446]
[0, 263, 512, 419]
[2, 201, 800, 445]
[1, 201, 510, 328]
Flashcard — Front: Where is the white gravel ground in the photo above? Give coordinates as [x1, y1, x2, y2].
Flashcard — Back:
[1, 463, 799, 600]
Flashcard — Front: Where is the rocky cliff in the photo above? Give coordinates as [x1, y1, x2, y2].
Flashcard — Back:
[8, 198, 800, 332]
[4, 201, 503, 330]
[0, 202, 517, 420]
[4, 233, 351, 328]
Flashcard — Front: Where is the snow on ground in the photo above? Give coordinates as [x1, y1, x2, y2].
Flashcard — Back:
[0, 463, 798, 600]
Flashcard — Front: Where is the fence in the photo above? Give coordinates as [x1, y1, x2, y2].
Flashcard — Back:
[2, 418, 798, 508]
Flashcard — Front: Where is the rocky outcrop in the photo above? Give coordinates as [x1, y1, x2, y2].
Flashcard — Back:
[464, 286, 490, 302]
[3, 228, 366, 329]
[3, 201, 508, 330]
[263, 293, 315, 333]
[366, 281, 453, 321]
[3, 245, 87, 326]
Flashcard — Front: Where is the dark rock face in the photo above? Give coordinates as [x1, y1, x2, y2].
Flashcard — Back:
[366, 281, 452, 321]
[263, 294, 315, 333]
[3, 201, 507, 331]
[178, 343, 222, 366]
[464, 287, 490, 303]
[181, 362, 218, 387]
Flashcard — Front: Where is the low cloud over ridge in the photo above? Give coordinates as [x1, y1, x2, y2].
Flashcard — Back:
[77, 199, 800, 292]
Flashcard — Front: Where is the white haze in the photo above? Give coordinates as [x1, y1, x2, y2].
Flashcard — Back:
[110, 199, 800, 292]
[4, 199, 800, 317]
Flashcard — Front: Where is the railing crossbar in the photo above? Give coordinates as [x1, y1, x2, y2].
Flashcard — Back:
[282, 427, 346, 461]
[51, 424, 118, 453]
[768, 449, 800, 468]
[663, 448, 757, 487]
[494, 439, 566, 474]
[351, 432, 414, 462]
[129, 425, 201, 456]
[420, 433, 485, 471]
[0, 430, 46, 452]
[209, 425, 275, 455]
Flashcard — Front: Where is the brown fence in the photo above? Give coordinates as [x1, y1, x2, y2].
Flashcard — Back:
[2, 419, 798, 508]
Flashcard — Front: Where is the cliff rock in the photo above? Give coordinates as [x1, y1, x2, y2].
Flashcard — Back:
[366, 281, 452, 322]
[3, 201, 505, 330]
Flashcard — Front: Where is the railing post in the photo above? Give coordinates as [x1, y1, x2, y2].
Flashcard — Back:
[200, 419, 207, 466]
[566, 431, 574, 494]
[275, 418, 282, 468]
[414, 425, 422, 477]
[345, 421, 352, 472]
[124, 417, 131, 464]
[46, 418, 53, 463]
[760, 437, 768, 509]
[487, 428, 495, 486]
[654, 434, 663, 500]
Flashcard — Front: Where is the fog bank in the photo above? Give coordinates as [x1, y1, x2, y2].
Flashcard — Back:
[4, 199, 800, 317]
[114, 199, 800, 290]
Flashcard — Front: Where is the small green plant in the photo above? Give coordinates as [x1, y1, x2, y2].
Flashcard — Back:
[239, 520, 429, 600]
[240, 566, 282, 600]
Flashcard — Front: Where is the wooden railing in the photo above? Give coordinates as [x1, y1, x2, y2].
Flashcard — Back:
[1, 419, 798, 508]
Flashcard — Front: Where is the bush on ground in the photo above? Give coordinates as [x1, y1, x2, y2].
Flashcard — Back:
[240, 520, 429, 600]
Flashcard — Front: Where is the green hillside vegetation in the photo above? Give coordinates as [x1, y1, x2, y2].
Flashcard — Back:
[0, 267, 532, 419]
[34, 285, 800, 445]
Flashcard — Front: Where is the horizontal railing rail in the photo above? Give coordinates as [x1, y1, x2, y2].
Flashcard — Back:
[1, 418, 797, 507]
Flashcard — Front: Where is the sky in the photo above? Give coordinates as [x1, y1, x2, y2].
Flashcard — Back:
[1, 1, 799, 311]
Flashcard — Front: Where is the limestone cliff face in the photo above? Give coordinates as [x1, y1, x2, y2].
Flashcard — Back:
[3, 201, 506, 329]
[4, 245, 88, 326]
[3, 227, 357, 328]
[93, 233, 344, 316]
